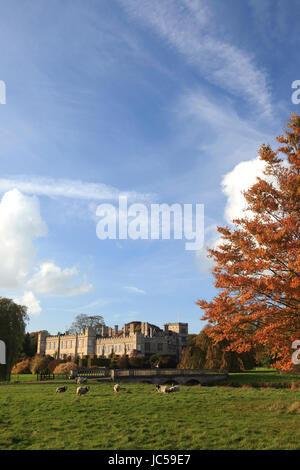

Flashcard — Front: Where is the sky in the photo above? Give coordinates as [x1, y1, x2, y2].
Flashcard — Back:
[0, 0, 299, 335]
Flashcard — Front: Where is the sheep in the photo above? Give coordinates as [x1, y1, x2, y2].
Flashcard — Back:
[156, 384, 170, 393]
[113, 384, 120, 393]
[77, 377, 87, 385]
[56, 386, 67, 393]
[76, 386, 90, 396]
[69, 370, 78, 380]
[169, 385, 179, 392]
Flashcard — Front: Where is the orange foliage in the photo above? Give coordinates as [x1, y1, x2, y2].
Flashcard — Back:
[197, 115, 300, 371]
[11, 358, 31, 374]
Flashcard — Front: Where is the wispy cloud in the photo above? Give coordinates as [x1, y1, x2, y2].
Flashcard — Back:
[0, 176, 154, 202]
[119, 0, 272, 115]
[123, 286, 146, 295]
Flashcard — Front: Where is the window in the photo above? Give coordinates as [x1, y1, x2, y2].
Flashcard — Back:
[145, 343, 150, 352]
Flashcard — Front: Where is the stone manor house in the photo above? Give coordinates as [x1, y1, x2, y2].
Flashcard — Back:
[37, 321, 188, 361]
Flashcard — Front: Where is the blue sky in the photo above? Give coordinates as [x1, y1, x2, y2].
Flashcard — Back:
[0, 0, 299, 335]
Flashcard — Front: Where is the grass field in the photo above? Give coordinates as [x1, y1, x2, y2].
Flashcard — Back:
[1, 375, 300, 450]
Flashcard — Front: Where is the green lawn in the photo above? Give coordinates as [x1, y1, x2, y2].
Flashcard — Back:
[1, 378, 300, 450]
[227, 367, 300, 386]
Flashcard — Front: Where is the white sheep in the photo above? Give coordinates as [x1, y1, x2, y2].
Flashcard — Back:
[77, 377, 87, 385]
[76, 386, 90, 396]
[156, 385, 170, 393]
[113, 383, 120, 393]
[169, 385, 179, 392]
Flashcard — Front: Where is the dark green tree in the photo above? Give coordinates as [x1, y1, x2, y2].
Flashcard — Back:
[0, 298, 28, 381]
[19, 332, 38, 359]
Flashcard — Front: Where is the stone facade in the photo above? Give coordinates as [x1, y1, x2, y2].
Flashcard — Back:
[37, 321, 188, 361]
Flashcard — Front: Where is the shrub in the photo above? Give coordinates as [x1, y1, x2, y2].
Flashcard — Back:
[30, 355, 51, 374]
[129, 355, 146, 369]
[47, 359, 64, 373]
[11, 358, 32, 374]
[87, 355, 100, 368]
[159, 355, 178, 368]
[116, 354, 130, 369]
[94, 356, 110, 368]
[78, 357, 88, 368]
[53, 362, 77, 374]
[109, 353, 118, 369]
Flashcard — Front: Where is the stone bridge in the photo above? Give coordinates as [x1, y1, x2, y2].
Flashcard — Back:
[110, 368, 228, 385]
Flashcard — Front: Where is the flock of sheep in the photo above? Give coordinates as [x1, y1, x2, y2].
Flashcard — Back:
[55, 377, 180, 395]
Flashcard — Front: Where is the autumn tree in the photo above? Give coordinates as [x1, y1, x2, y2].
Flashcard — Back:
[197, 115, 300, 371]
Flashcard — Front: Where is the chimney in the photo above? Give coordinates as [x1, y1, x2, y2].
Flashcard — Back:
[114, 325, 118, 336]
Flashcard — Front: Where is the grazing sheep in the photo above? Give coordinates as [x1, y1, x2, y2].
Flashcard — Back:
[76, 386, 90, 396]
[69, 370, 78, 380]
[113, 384, 120, 393]
[77, 377, 87, 385]
[56, 386, 67, 393]
[156, 384, 170, 393]
[169, 385, 179, 392]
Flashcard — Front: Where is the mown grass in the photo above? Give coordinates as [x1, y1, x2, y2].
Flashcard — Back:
[1, 380, 300, 450]
[228, 367, 300, 385]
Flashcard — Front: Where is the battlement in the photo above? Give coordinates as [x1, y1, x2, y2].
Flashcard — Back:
[37, 321, 188, 360]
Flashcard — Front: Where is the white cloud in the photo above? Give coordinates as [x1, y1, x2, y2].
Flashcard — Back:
[14, 291, 42, 316]
[123, 286, 146, 295]
[0, 189, 47, 290]
[119, 0, 272, 115]
[0, 176, 153, 203]
[221, 157, 267, 223]
[27, 261, 93, 297]
[0, 189, 93, 301]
